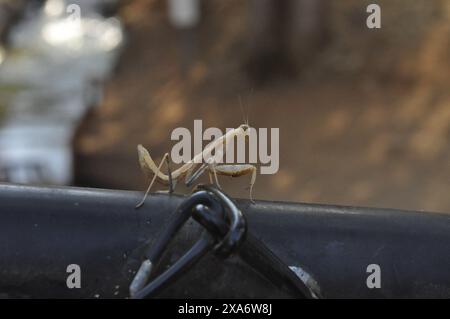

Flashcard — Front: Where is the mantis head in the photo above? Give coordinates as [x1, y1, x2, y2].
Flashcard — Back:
[239, 124, 250, 137]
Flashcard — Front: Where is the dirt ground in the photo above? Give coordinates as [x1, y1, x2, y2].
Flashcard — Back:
[74, 0, 450, 213]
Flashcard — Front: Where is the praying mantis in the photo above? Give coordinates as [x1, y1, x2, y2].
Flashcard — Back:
[135, 124, 257, 208]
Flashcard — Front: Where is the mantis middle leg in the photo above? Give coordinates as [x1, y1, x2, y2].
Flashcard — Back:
[212, 164, 257, 202]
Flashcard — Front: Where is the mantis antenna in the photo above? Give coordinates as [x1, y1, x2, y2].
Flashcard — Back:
[238, 93, 251, 126]
[238, 95, 247, 125]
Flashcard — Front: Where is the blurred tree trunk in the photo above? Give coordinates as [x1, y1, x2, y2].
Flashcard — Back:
[245, 0, 329, 84]
[288, 0, 330, 66]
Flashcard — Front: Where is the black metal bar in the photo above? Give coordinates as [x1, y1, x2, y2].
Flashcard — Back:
[0, 183, 449, 298]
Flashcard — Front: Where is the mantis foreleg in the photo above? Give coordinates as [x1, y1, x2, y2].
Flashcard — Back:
[185, 161, 220, 188]
[186, 163, 256, 202]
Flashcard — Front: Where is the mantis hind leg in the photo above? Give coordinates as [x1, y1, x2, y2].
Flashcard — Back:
[156, 156, 178, 193]
[136, 152, 171, 209]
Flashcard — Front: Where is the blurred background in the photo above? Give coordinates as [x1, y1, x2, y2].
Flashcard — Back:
[0, 0, 449, 213]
